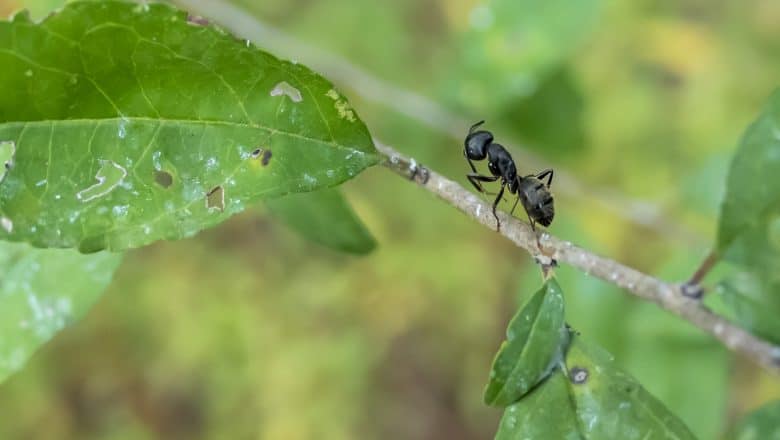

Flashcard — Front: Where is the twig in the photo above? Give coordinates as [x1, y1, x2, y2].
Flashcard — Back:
[375, 140, 780, 374]
[686, 250, 720, 287]
[172, 0, 705, 247]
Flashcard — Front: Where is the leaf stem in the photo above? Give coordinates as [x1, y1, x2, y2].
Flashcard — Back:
[685, 250, 720, 291]
[375, 140, 780, 374]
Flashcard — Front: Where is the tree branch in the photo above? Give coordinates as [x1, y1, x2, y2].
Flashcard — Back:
[375, 140, 780, 374]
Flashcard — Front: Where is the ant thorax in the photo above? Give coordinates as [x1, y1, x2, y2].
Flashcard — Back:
[486, 143, 516, 181]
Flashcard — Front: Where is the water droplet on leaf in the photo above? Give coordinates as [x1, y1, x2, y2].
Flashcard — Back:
[1, 217, 12, 233]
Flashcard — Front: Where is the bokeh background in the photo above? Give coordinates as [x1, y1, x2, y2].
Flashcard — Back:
[1, 0, 780, 438]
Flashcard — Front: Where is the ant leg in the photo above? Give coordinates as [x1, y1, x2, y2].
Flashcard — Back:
[467, 173, 499, 194]
[467, 174, 509, 202]
[528, 213, 547, 253]
[510, 194, 521, 217]
[536, 169, 554, 188]
[463, 150, 479, 173]
[492, 185, 505, 232]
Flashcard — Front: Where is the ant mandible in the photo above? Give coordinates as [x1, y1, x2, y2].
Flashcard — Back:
[463, 121, 555, 232]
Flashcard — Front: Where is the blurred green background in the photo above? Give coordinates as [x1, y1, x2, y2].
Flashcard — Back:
[1, 0, 780, 438]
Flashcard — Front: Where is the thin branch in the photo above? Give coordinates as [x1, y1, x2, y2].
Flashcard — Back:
[172, 0, 705, 247]
[375, 140, 780, 374]
[686, 250, 720, 288]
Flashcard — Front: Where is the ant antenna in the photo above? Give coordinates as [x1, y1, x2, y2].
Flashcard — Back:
[468, 120, 486, 134]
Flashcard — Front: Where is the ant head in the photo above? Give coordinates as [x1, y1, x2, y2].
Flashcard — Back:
[464, 120, 493, 160]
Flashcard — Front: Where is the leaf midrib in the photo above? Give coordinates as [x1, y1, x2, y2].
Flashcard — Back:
[0, 117, 370, 154]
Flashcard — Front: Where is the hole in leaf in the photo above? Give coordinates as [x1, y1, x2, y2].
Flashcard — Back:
[270, 81, 303, 102]
[0, 140, 16, 184]
[206, 186, 225, 212]
[76, 160, 126, 202]
[186, 13, 209, 26]
[251, 148, 263, 159]
[569, 366, 588, 384]
[261, 150, 272, 166]
[154, 170, 174, 188]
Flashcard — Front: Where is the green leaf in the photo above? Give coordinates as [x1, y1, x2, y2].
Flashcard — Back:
[496, 67, 587, 157]
[0, 1, 378, 252]
[449, 0, 600, 111]
[484, 278, 568, 407]
[718, 272, 780, 344]
[495, 371, 583, 440]
[0, 241, 122, 383]
[716, 90, 780, 343]
[495, 337, 697, 440]
[728, 400, 780, 440]
[718, 89, 780, 252]
[266, 187, 376, 254]
[564, 337, 697, 440]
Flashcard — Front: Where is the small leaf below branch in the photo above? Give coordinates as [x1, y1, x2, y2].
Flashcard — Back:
[0, 241, 122, 384]
[484, 278, 568, 407]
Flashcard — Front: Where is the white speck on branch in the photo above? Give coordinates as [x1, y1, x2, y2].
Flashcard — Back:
[375, 140, 780, 374]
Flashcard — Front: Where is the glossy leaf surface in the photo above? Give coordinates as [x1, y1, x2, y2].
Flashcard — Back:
[495, 337, 697, 439]
[0, 241, 121, 383]
[495, 371, 583, 440]
[0, 1, 378, 252]
[484, 278, 567, 406]
[718, 90, 780, 252]
[718, 272, 780, 344]
[564, 338, 697, 439]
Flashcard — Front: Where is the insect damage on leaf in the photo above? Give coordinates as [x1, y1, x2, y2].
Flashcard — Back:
[76, 160, 127, 202]
[154, 170, 174, 188]
[206, 185, 225, 212]
[569, 366, 588, 384]
[0, 140, 14, 183]
[326, 89, 356, 122]
[0, 1, 378, 252]
[270, 81, 303, 102]
[261, 150, 272, 166]
[186, 13, 209, 26]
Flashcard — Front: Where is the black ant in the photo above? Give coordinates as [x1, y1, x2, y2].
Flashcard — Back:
[464, 121, 554, 232]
